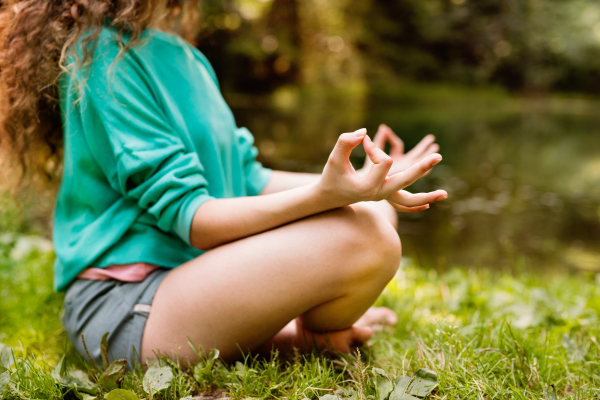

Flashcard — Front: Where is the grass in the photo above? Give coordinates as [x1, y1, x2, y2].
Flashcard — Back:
[1, 236, 600, 399]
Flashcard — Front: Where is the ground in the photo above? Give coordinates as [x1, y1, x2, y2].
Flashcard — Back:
[0, 235, 599, 399]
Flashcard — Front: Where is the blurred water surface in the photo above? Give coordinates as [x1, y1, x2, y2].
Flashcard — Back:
[229, 86, 600, 273]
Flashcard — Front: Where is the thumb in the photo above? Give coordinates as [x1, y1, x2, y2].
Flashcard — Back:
[329, 129, 367, 165]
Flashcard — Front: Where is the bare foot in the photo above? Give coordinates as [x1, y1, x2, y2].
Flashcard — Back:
[354, 306, 398, 331]
[293, 319, 373, 353]
[260, 307, 397, 355]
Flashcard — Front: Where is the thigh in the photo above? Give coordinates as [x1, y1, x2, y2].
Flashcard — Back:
[141, 204, 400, 363]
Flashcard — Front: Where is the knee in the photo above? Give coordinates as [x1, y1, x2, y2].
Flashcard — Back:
[330, 204, 402, 282]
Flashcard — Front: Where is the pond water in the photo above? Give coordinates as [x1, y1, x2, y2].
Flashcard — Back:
[229, 87, 600, 274]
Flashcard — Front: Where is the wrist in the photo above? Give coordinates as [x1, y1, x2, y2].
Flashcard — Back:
[311, 178, 349, 210]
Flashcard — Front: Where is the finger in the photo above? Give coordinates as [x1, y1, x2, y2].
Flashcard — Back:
[408, 143, 439, 162]
[387, 202, 430, 213]
[381, 125, 404, 157]
[363, 134, 393, 186]
[408, 134, 436, 157]
[364, 126, 390, 170]
[419, 144, 440, 177]
[387, 189, 448, 207]
[373, 125, 388, 149]
[330, 128, 367, 165]
[382, 153, 443, 194]
[366, 125, 403, 170]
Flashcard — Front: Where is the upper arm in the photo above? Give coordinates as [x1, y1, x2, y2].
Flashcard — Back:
[68, 44, 214, 245]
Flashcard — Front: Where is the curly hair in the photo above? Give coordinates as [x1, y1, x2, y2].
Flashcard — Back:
[0, 0, 200, 191]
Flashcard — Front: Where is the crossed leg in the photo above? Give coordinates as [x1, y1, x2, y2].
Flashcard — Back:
[141, 202, 401, 363]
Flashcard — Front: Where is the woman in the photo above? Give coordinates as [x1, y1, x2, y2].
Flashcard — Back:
[0, 0, 446, 366]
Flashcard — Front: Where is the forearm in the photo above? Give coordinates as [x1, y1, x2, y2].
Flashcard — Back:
[191, 130, 445, 251]
[190, 181, 337, 250]
[260, 171, 320, 194]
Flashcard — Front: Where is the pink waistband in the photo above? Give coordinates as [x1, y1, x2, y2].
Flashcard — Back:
[77, 263, 159, 282]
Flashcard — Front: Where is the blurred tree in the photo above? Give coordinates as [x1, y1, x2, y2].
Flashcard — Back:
[194, 0, 600, 94]
[358, 0, 600, 93]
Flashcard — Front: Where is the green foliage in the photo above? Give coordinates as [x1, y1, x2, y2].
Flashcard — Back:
[98, 359, 128, 391]
[1, 237, 599, 398]
[372, 367, 438, 400]
[357, 0, 600, 92]
[106, 388, 140, 400]
[143, 365, 174, 397]
[195, 0, 600, 95]
[0, 233, 63, 358]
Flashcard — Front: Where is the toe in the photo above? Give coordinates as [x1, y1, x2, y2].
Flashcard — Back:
[380, 307, 398, 325]
[355, 307, 398, 328]
[352, 326, 373, 343]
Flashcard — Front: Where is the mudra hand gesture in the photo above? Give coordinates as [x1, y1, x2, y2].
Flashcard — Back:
[362, 124, 440, 176]
[318, 128, 447, 213]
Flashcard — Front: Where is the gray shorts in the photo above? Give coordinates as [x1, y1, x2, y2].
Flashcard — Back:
[62, 268, 170, 367]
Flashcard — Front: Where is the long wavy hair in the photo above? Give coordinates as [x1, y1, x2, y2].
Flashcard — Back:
[0, 0, 200, 191]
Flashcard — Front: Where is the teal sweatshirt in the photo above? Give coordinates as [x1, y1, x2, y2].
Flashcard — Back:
[54, 27, 272, 291]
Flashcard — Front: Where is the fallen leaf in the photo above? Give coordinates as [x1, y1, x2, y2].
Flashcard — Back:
[106, 388, 140, 400]
[318, 395, 338, 400]
[543, 384, 558, 400]
[143, 365, 174, 395]
[51, 356, 98, 395]
[0, 345, 13, 371]
[0, 371, 10, 394]
[75, 390, 97, 400]
[98, 359, 127, 391]
[372, 367, 394, 400]
[407, 369, 438, 397]
[389, 376, 414, 400]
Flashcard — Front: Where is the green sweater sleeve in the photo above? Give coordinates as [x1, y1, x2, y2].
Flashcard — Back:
[74, 52, 214, 245]
[235, 127, 272, 196]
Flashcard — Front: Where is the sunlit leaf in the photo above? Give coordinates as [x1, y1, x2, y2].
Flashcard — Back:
[51, 355, 98, 395]
[561, 334, 586, 363]
[52, 355, 68, 378]
[543, 385, 558, 400]
[98, 359, 127, 391]
[143, 365, 174, 395]
[0, 371, 10, 394]
[336, 388, 357, 398]
[318, 395, 338, 400]
[0, 345, 13, 371]
[407, 369, 438, 397]
[106, 388, 140, 400]
[193, 348, 220, 380]
[100, 332, 110, 370]
[75, 390, 97, 400]
[234, 361, 248, 376]
[389, 376, 413, 400]
[372, 367, 394, 400]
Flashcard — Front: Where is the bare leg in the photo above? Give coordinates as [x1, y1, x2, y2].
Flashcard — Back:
[141, 203, 401, 363]
[367, 201, 398, 229]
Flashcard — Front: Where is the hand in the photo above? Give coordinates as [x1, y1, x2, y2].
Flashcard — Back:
[317, 128, 447, 212]
[362, 124, 440, 176]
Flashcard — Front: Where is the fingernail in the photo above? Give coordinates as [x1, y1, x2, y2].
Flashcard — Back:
[354, 128, 367, 137]
[433, 158, 442, 165]
[437, 194, 448, 201]
[425, 204, 430, 209]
